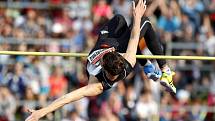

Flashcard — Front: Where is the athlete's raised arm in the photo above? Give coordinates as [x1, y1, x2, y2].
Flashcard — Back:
[123, 0, 146, 67]
[25, 76, 103, 121]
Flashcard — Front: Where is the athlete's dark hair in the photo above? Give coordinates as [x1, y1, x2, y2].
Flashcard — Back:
[102, 51, 125, 76]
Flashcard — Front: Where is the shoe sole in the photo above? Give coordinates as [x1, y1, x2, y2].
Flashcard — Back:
[160, 81, 176, 95]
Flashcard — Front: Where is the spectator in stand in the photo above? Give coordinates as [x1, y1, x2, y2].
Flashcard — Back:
[0, 65, 3, 83]
[205, 30, 215, 55]
[1, 24, 13, 37]
[53, 8, 73, 35]
[71, 19, 86, 52]
[92, 0, 113, 24]
[112, 0, 132, 24]
[98, 102, 120, 121]
[4, 62, 28, 99]
[48, 65, 68, 99]
[178, 13, 195, 42]
[18, 86, 39, 121]
[13, 27, 26, 40]
[207, 0, 215, 31]
[157, 0, 181, 33]
[203, 0, 215, 13]
[207, 72, 215, 120]
[0, 86, 16, 121]
[121, 85, 137, 121]
[135, 89, 158, 120]
[31, 58, 50, 107]
[179, 0, 204, 34]
[173, 89, 191, 121]
[106, 91, 123, 120]
[67, 0, 91, 19]
[160, 93, 173, 121]
[20, 9, 40, 38]
[62, 109, 86, 121]
[0, 44, 10, 65]
[36, 14, 52, 36]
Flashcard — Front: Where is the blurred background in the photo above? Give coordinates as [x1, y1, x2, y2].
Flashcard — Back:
[0, 0, 215, 121]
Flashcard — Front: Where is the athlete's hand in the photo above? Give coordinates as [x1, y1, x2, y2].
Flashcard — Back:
[132, 0, 147, 20]
[25, 108, 43, 121]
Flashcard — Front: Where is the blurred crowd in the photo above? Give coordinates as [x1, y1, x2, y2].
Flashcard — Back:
[0, 0, 215, 121]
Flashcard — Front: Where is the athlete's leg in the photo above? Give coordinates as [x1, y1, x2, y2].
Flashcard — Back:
[128, 17, 153, 66]
[98, 14, 129, 39]
[137, 47, 162, 81]
[91, 14, 130, 52]
[139, 17, 166, 68]
[128, 17, 161, 81]
[139, 17, 176, 94]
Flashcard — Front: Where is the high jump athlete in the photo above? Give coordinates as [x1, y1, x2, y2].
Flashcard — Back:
[25, 0, 175, 121]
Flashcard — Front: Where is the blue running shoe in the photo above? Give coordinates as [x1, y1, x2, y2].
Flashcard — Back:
[144, 63, 162, 81]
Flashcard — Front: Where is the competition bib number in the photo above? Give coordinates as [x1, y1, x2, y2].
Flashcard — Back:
[88, 47, 115, 65]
